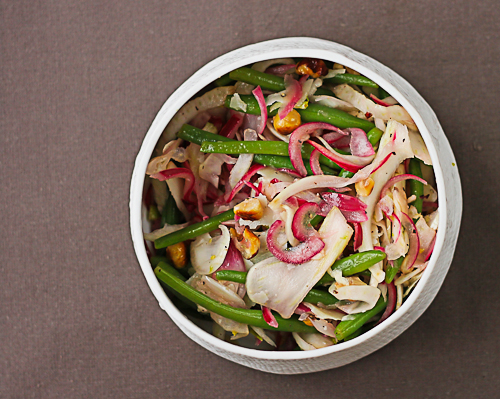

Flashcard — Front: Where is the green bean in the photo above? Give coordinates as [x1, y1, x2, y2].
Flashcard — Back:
[178, 124, 337, 175]
[342, 323, 375, 341]
[302, 288, 339, 306]
[229, 67, 335, 96]
[214, 73, 235, 87]
[154, 209, 235, 249]
[225, 95, 277, 116]
[178, 124, 233, 144]
[214, 270, 339, 306]
[201, 140, 290, 156]
[408, 158, 424, 214]
[229, 67, 286, 92]
[298, 104, 375, 133]
[367, 127, 384, 147]
[162, 188, 185, 226]
[378, 87, 391, 99]
[224, 96, 373, 133]
[316, 250, 386, 285]
[150, 255, 168, 268]
[200, 140, 341, 171]
[338, 169, 354, 178]
[325, 73, 379, 88]
[310, 214, 324, 227]
[155, 263, 316, 333]
[335, 296, 387, 341]
[385, 256, 404, 284]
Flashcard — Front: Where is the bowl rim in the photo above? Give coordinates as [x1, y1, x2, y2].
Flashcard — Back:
[130, 37, 459, 361]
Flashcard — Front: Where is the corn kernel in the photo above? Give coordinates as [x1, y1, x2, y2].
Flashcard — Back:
[273, 109, 301, 135]
[166, 242, 187, 269]
[355, 177, 375, 197]
[234, 198, 264, 220]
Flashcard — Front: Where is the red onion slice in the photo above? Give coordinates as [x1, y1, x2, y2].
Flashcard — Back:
[150, 167, 194, 201]
[262, 306, 279, 328]
[321, 192, 368, 223]
[292, 202, 320, 241]
[267, 220, 325, 264]
[275, 168, 302, 178]
[423, 234, 436, 261]
[226, 164, 265, 202]
[306, 140, 368, 173]
[309, 149, 323, 175]
[400, 212, 420, 271]
[294, 303, 311, 315]
[265, 64, 296, 76]
[252, 86, 267, 135]
[391, 212, 402, 242]
[380, 173, 428, 199]
[278, 74, 302, 120]
[321, 192, 367, 212]
[242, 180, 264, 196]
[340, 210, 369, 223]
[217, 241, 246, 274]
[346, 128, 375, 157]
[369, 94, 392, 107]
[371, 152, 393, 174]
[353, 222, 362, 251]
[219, 112, 244, 139]
[375, 282, 396, 325]
[289, 122, 347, 176]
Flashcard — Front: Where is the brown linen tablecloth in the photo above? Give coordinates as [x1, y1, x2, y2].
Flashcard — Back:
[1, 1, 499, 397]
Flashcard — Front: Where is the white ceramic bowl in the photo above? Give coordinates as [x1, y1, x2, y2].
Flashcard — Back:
[130, 37, 462, 374]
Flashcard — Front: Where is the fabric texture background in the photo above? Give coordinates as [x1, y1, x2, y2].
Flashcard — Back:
[1, 1, 499, 397]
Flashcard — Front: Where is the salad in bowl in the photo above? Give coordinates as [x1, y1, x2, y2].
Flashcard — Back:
[142, 56, 440, 351]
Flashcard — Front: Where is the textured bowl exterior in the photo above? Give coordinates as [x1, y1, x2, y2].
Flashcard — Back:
[130, 37, 462, 374]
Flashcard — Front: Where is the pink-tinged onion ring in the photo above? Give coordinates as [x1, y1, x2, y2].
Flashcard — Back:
[374, 246, 385, 252]
[353, 222, 362, 251]
[262, 306, 279, 328]
[375, 282, 396, 325]
[392, 212, 402, 242]
[267, 220, 325, 264]
[380, 173, 428, 199]
[219, 112, 244, 139]
[369, 93, 392, 107]
[309, 149, 323, 175]
[278, 74, 302, 120]
[339, 210, 368, 223]
[423, 234, 436, 261]
[321, 192, 368, 223]
[383, 210, 402, 243]
[371, 152, 393, 174]
[290, 122, 346, 176]
[321, 192, 367, 212]
[252, 86, 267, 135]
[150, 167, 194, 201]
[275, 168, 302, 178]
[226, 164, 265, 202]
[242, 180, 264, 196]
[307, 140, 366, 173]
[215, 240, 246, 273]
[400, 213, 420, 271]
[294, 303, 311, 315]
[345, 128, 375, 157]
[292, 202, 320, 241]
[265, 64, 296, 76]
